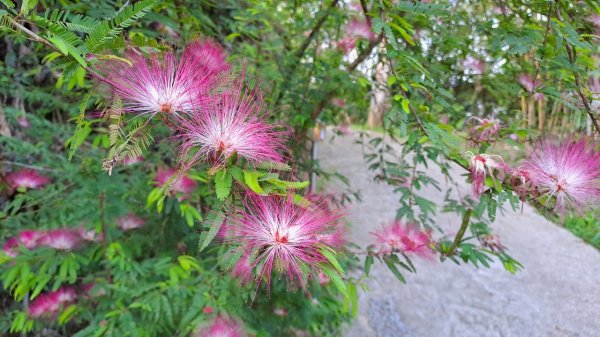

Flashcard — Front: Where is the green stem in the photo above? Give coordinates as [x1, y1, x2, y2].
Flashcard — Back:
[446, 208, 472, 256]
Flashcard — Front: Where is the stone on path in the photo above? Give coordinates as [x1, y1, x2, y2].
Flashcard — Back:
[319, 133, 600, 337]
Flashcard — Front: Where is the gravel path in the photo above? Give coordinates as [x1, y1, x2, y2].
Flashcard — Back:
[319, 133, 600, 337]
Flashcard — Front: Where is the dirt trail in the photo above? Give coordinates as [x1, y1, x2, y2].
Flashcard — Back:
[319, 133, 600, 337]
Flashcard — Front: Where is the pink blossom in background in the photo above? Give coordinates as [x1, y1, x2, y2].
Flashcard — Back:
[228, 194, 343, 288]
[231, 251, 253, 284]
[17, 116, 30, 128]
[273, 308, 288, 316]
[317, 270, 330, 285]
[95, 43, 216, 118]
[175, 75, 287, 169]
[187, 39, 229, 75]
[588, 14, 600, 28]
[116, 213, 145, 231]
[194, 316, 244, 337]
[330, 97, 346, 108]
[467, 117, 500, 143]
[463, 57, 485, 75]
[348, 19, 376, 41]
[521, 139, 600, 214]
[370, 220, 433, 257]
[28, 286, 77, 319]
[5, 169, 50, 190]
[38, 229, 83, 251]
[336, 36, 355, 53]
[518, 73, 541, 92]
[77, 227, 104, 242]
[466, 152, 508, 198]
[3, 230, 44, 257]
[122, 155, 144, 166]
[203, 306, 214, 314]
[155, 168, 197, 198]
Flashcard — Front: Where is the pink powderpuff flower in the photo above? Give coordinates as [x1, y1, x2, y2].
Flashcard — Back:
[175, 74, 287, 169]
[330, 97, 346, 108]
[518, 73, 541, 93]
[370, 220, 433, 257]
[231, 251, 254, 284]
[2, 230, 44, 257]
[228, 194, 343, 289]
[348, 19, 376, 41]
[466, 152, 508, 198]
[28, 286, 77, 319]
[155, 168, 197, 198]
[588, 14, 600, 28]
[38, 229, 83, 251]
[122, 155, 144, 166]
[194, 316, 244, 337]
[467, 117, 501, 143]
[95, 43, 215, 118]
[463, 57, 485, 75]
[116, 214, 145, 231]
[336, 36, 356, 53]
[203, 306, 214, 314]
[5, 169, 50, 190]
[521, 139, 600, 214]
[17, 116, 30, 128]
[317, 270, 330, 285]
[187, 39, 229, 75]
[76, 227, 104, 242]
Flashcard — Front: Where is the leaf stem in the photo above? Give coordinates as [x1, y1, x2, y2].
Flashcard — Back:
[445, 208, 472, 256]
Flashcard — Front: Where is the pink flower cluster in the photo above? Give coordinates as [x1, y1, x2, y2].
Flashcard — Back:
[467, 117, 501, 144]
[519, 73, 541, 93]
[4, 169, 50, 191]
[337, 19, 377, 53]
[155, 167, 197, 199]
[28, 283, 104, 319]
[97, 40, 288, 172]
[28, 286, 77, 319]
[194, 316, 245, 337]
[370, 220, 433, 257]
[226, 194, 344, 289]
[467, 138, 600, 214]
[2, 228, 103, 257]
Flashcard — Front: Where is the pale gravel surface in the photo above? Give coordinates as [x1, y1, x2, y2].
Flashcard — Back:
[319, 133, 600, 337]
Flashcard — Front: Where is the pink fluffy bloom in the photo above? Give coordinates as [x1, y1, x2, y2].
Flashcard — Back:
[480, 234, 504, 253]
[194, 316, 244, 337]
[77, 227, 104, 242]
[17, 116, 30, 128]
[588, 14, 600, 28]
[231, 251, 254, 284]
[317, 270, 330, 285]
[521, 139, 600, 213]
[155, 168, 197, 198]
[122, 155, 144, 166]
[466, 152, 508, 198]
[95, 43, 215, 118]
[187, 39, 229, 75]
[116, 213, 145, 231]
[371, 220, 433, 257]
[5, 169, 50, 190]
[229, 194, 343, 288]
[3, 230, 43, 257]
[175, 75, 287, 169]
[519, 73, 541, 93]
[28, 286, 77, 319]
[38, 229, 83, 251]
[463, 57, 485, 75]
[336, 36, 355, 52]
[467, 117, 501, 143]
[348, 19, 376, 41]
[330, 97, 346, 108]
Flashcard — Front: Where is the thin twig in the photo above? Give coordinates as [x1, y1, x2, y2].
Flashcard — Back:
[294, 0, 340, 59]
[0, 160, 56, 172]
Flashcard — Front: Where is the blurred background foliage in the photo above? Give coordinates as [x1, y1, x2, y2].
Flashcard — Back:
[0, 0, 599, 336]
